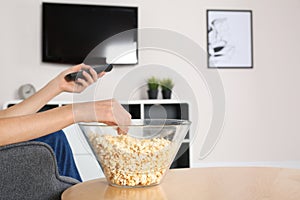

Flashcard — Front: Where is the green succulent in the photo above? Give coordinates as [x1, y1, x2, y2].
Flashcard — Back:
[147, 76, 159, 90]
[160, 78, 174, 91]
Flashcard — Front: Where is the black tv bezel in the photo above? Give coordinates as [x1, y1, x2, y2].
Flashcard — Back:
[42, 2, 138, 65]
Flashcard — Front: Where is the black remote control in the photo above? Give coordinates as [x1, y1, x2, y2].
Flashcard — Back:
[65, 64, 113, 82]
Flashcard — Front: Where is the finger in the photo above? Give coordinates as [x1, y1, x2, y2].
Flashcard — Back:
[80, 64, 92, 71]
[89, 68, 98, 82]
[98, 72, 106, 78]
[81, 64, 98, 82]
[64, 63, 85, 75]
[101, 121, 117, 126]
[117, 127, 128, 135]
[82, 70, 95, 85]
[75, 78, 89, 89]
[101, 121, 119, 134]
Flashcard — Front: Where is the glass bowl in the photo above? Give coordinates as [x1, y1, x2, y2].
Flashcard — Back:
[79, 119, 191, 188]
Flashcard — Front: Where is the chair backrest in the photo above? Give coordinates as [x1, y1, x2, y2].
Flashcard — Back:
[0, 141, 79, 200]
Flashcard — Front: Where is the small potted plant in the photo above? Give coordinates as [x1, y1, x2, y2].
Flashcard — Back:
[160, 78, 174, 99]
[147, 76, 159, 99]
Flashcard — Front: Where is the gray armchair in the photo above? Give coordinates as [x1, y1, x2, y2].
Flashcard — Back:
[0, 141, 79, 200]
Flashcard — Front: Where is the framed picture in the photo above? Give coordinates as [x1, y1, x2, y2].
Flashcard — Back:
[207, 10, 253, 68]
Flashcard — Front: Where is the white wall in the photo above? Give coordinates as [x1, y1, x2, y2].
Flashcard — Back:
[1, 0, 300, 167]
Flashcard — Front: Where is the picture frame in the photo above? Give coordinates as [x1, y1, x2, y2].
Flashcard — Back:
[207, 10, 253, 68]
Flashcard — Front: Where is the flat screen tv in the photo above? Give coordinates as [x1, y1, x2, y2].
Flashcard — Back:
[42, 3, 138, 65]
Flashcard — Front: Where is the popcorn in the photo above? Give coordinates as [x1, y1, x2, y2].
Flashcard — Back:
[89, 134, 174, 187]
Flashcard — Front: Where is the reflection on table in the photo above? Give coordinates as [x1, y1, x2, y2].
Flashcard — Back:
[62, 167, 300, 200]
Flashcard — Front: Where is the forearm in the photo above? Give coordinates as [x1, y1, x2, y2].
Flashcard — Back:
[0, 104, 73, 146]
[0, 80, 62, 118]
[1, 64, 103, 118]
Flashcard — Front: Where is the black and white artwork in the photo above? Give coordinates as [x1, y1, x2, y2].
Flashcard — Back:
[207, 10, 253, 68]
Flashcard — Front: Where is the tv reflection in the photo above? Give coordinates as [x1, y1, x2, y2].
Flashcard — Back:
[87, 29, 138, 65]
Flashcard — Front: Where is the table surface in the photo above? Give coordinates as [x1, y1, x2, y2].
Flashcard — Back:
[62, 167, 300, 200]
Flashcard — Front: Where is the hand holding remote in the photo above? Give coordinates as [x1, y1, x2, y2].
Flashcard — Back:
[65, 64, 113, 82]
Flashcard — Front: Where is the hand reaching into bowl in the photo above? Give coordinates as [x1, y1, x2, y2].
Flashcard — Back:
[73, 99, 131, 134]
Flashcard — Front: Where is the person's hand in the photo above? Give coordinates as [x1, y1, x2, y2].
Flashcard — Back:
[54, 63, 105, 93]
[73, 99, 131, 134]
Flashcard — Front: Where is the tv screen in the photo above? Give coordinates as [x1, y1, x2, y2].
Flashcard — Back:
[42, 3, 138, 65]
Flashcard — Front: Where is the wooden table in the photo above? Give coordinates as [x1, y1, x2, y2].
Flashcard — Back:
[62, 167, 300, 200]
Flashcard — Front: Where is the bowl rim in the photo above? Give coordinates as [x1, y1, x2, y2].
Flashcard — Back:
[78, 119, 191, 127]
